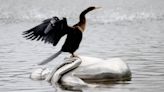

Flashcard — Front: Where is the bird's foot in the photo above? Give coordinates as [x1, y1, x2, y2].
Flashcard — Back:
[64, 57, 78, 64]
[70, 54, 79, 58]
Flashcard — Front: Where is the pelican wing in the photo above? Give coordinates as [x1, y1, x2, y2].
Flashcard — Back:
[23, 17, 68, 46]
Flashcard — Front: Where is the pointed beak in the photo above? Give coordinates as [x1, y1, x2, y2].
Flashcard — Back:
[95, 7, 102, 9]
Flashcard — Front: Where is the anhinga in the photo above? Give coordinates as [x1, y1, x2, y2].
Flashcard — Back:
[23, 6, 100, 65]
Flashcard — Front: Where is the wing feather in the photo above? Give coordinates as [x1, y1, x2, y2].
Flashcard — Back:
[23, 16, 68, 46]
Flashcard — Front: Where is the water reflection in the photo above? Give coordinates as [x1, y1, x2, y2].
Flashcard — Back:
[50, 80, 131, 92]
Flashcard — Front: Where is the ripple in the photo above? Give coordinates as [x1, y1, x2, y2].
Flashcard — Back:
[0, 0, 164, 91]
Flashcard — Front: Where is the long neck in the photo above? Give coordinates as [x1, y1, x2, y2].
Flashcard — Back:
[76, 9, 92, 31]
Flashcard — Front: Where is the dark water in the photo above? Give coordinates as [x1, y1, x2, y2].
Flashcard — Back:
[0, 0, 164, 92]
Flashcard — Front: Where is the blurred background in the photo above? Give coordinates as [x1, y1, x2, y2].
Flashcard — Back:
[0, 0, 164, 92]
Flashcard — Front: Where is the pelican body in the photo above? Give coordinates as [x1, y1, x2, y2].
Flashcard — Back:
[30, 56, 131, 90]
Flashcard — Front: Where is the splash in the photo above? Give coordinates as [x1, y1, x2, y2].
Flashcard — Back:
[0, 0, 164, 23]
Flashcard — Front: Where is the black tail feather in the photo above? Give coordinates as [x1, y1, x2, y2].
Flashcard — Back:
[38, 50, 62, 65]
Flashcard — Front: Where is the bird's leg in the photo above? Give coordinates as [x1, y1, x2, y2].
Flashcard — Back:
[71, 53, 80, 59]
[71, 53, 78, 57]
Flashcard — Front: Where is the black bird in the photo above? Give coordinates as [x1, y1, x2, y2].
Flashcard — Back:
[23, 6, 100, 65]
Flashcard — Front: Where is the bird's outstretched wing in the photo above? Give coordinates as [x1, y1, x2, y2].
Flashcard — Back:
[22, 16, 68, 46]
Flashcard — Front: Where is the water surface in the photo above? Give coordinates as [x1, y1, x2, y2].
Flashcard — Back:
[0, 0, 164, 92]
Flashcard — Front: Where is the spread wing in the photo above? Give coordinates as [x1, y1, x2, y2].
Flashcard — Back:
[22, 16, 68, 46]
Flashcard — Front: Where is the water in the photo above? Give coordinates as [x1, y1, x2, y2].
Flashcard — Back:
[0, 0, 164, 92]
